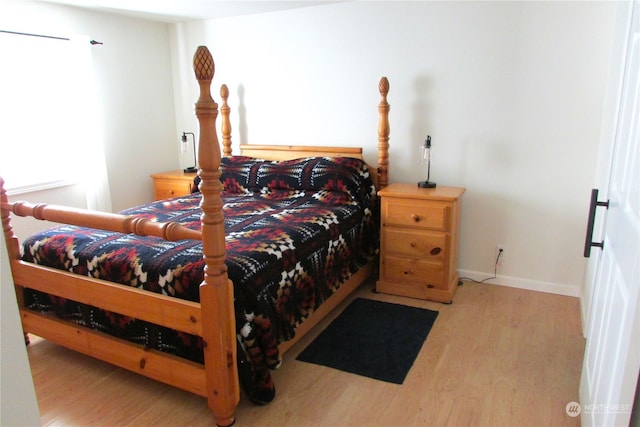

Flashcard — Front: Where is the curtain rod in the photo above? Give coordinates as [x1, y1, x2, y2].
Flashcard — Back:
[0, 30, 102, 45]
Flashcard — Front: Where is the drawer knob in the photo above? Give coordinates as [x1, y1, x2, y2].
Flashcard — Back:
[410, 241, 417, 248]
[169, 190, 174, 195]
[411, 214, 420, 223]
[403, 269, 414, 275]
[430, 247, 442, 256]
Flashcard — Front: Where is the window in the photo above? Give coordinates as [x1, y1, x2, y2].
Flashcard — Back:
[0, 31, 97, 194]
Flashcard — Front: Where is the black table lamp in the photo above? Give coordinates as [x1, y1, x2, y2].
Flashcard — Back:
[181, 131, 197, 173]
[418, 135, 436, 188]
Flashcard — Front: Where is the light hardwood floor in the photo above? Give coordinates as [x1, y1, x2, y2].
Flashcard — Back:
[26, 279, 585, 426]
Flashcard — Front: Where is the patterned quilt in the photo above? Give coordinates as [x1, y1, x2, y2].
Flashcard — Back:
[22, 156, 379, 404]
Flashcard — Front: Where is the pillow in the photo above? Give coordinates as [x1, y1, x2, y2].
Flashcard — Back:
[220, 156, 376, 205]
[219, 156, 258, 194]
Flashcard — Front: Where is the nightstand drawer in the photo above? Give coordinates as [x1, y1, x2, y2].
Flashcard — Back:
[384, 228, 446, 260]
[153, 179, 192, 199]
[151, 170, 198, 201]
[381, 255, 445, 287]
[383, 199, 449, 231]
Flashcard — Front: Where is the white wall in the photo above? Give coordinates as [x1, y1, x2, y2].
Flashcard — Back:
[171, 1, 617, 296]
[0, 0, 178, 240]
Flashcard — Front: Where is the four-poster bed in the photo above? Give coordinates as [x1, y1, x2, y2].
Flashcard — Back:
[1, 46, 390, 426]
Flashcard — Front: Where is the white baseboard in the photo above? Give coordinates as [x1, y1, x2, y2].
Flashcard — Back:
[458, 269, 581, 298]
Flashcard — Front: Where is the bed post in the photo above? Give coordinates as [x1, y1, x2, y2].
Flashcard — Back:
[192, 46, 239, 427]
[0, 178, 20, 262]
[220, 84, 232, 157]
[0, 178, 28, 344]
[1, 178, 24, 303]
[377, 77, 390, 190]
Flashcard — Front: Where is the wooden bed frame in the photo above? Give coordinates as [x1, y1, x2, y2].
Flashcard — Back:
[0, 46, 390, 426]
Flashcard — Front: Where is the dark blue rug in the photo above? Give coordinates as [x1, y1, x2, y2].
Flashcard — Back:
[296, 298, 438, 384]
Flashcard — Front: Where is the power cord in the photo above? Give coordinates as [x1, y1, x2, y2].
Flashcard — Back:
[460, 248, 503, 284]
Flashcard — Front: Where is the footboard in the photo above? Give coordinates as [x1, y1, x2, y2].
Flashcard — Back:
[0, 185, 232, 406]
[21, 293, 208, 396]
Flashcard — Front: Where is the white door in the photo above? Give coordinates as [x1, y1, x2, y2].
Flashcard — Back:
[580, 1, 640, 426]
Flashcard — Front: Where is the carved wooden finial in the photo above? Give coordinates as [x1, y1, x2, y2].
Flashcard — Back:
[379, 76, 389, 96]
[193, 46, 215, 81]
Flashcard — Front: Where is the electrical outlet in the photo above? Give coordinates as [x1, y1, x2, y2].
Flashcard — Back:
[495, 245, 506, 265]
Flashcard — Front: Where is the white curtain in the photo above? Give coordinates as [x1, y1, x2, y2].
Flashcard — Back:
[0, 31, 112, 212]
[73, 35, 112, 212]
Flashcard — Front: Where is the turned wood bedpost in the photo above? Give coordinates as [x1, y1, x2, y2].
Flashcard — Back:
[192, 46, 239, 427]
[220, 84, 232, 157]
[377, 77, 390, 190]
[0, 178, 21, 262]
[1, 178, 27, 343]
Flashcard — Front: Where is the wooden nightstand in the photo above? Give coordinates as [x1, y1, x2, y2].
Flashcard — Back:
[150, 170, 198, 200]
[376, 183, 465, 303]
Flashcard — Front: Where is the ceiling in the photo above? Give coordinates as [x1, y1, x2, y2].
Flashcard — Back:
[39, 0, 344, 23]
